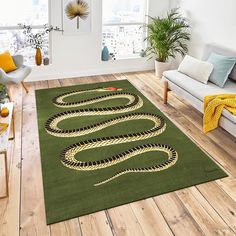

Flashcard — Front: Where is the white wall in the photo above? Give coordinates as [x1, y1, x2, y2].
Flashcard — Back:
[27, 0, 171, 81]
[170, 0, 236, 60]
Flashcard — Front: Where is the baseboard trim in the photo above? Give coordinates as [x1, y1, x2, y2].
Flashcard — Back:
[26, 65, 155, 82]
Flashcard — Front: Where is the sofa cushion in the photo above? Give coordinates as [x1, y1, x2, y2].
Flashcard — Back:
[0, 51, 17, 73]
[207, 53, 236, 87]
[222, 110, 236, 124]
[178, 55, 213, 84]
[163, 70, 236, 124]
[202, 44, 236, 82]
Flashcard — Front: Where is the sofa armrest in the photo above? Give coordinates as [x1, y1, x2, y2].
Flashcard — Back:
[0, 68, 8, 85]
[0, 68, 5, 76]
[0, 68, 8, 84]
[13, 55, 24, 67]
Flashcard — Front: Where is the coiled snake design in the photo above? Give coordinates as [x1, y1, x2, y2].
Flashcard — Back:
[45, 87, 178, 186]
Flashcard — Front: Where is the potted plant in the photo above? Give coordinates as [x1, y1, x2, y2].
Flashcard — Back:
[0, 84, 8, 103]
[18, 24, 62, 66]
[144, 9, 191, 78]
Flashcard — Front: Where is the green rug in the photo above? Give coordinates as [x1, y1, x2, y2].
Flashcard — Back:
[35, 80, 227, 225]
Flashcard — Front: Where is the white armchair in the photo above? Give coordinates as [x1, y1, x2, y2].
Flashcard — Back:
[0, 55, 32, 94]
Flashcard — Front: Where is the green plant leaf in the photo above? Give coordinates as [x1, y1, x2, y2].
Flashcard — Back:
[142, 8, 191, 62]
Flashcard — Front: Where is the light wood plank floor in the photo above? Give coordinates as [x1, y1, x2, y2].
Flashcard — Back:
[0, 71, 236, 236]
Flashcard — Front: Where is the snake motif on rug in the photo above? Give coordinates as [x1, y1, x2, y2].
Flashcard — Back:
[45, 87, 178, 186]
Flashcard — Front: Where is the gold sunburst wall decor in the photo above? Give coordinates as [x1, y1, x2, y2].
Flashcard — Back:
[65, 0, 90, 29]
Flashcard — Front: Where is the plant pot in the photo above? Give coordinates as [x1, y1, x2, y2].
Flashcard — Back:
[35, 48, 42, 66]
[155, 60, 171, 78]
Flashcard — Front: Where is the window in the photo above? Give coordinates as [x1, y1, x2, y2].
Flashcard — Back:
[0, 0, 49, 65]
[102, 0, 148, 59]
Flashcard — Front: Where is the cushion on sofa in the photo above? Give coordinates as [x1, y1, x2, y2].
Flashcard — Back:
[163, 70, 236, 124]
[202, 44, 236, 82]
[0, 51, 17, 73]
[207, 53, 236, 88]
[178, 55, 213, 84]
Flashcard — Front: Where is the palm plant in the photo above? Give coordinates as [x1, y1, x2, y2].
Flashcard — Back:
[144, 9, 191, 62]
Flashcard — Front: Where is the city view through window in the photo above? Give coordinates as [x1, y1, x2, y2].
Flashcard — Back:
[0, 0, 48, 65]
[0, 0, 148, 64]
[102, 0, 147, 59]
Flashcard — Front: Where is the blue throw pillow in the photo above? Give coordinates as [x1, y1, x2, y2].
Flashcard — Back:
[207, 53, 236, 88]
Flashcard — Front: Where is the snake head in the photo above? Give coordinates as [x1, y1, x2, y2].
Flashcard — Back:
[99, 87, 122, 91]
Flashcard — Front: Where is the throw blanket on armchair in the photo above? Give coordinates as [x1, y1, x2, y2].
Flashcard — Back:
[203, 94, 236, 133]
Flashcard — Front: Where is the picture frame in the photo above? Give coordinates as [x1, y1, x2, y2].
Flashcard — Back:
[62, 0, 92, 35]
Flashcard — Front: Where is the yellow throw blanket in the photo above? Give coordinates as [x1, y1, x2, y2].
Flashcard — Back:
[203, 94, 236, 133]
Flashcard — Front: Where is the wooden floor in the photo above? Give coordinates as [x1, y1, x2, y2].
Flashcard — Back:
[0, 71, 236, 236]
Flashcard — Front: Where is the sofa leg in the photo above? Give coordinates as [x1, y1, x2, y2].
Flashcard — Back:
[163, 81, 169, 104]
[21, 81, 29, 94]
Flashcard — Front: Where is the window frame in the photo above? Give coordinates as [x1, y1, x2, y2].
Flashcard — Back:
[102, 0, 149, 60]
[0, 0, 51, 65]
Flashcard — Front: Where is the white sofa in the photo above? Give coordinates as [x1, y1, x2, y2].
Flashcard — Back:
[162, 44, 236, 137]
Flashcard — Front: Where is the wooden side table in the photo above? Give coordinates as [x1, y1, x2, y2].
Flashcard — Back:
[0, 102, 14, 199]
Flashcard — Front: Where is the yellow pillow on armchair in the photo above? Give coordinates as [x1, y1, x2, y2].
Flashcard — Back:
[0, 51, 17, 73]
